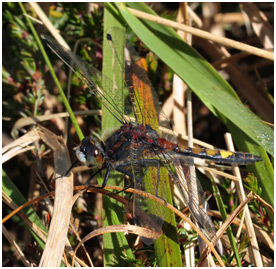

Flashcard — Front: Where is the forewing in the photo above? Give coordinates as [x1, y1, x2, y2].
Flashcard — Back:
[42, 34, 126, 127]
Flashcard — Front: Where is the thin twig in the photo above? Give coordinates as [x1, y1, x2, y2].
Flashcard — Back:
[29, 2, 70, 49]
[224, 133, 263, 267]
[126, 7, 274, 61]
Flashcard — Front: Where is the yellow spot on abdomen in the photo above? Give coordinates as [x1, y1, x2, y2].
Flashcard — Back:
[220, 150, 234, 158]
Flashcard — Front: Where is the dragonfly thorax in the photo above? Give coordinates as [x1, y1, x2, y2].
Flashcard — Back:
[76, 137, 104, 167]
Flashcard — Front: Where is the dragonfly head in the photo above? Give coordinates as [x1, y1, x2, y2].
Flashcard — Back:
[76, 137, 104, 166]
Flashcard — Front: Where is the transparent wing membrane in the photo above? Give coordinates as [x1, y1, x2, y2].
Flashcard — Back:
[42, 34, 126, 125]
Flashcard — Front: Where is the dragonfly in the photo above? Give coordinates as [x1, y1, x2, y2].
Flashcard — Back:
[42, 31, 262, 246]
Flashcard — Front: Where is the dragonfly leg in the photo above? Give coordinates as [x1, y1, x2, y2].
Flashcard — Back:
[135, 159, 162, 196]
[111, 184, 134, 195]
[101, 165, 111, 188]
[131, 158, 167, 204]
[95, 166, 134, 195]
[114, 166, 136, 194]
[143, 159, 167, 205]
[87, 165, 134, 195]
[115, 159, 167, 203]
[84, 166, 106, 187]
[54, 159, 80, 181]
[115, 166, 144, 181]
[65, 159, 79, 176]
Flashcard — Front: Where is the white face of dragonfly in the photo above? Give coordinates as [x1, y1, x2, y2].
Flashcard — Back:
[75, 137, 104, 167]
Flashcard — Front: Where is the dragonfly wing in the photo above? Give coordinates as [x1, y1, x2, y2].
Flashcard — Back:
[131, 145, 167, 245]
[42, 34, 126, 128]
[170, 155, 217, 241]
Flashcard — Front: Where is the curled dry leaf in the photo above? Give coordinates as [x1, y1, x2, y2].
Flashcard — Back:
[72, 224, 162, 266]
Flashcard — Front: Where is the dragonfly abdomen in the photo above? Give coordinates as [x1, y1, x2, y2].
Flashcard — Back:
[176, 146, 262, 164]
[156, 138, 262, 164]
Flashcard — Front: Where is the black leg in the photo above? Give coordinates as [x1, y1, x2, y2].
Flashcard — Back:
[111, 184, 134, 195]
[121, 159, 162, 196]
[89, 165, 133, 195]
[101, 165, 111, 188]
[54, 159, 80, 181]
[85, 159, 166, 202]
[115, 166, 143, 181]
[116, 159, 165, 200]
[87, 165, 113, 190]
[84, 166, 105, 186]
[65, 159, 79, 176]
[155, 160, 161, 197]
[138, 159, 167, 204]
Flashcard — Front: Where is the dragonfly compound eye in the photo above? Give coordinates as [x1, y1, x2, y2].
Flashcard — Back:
[85, 143, 103, 165]
[76, 137, 103, 166]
